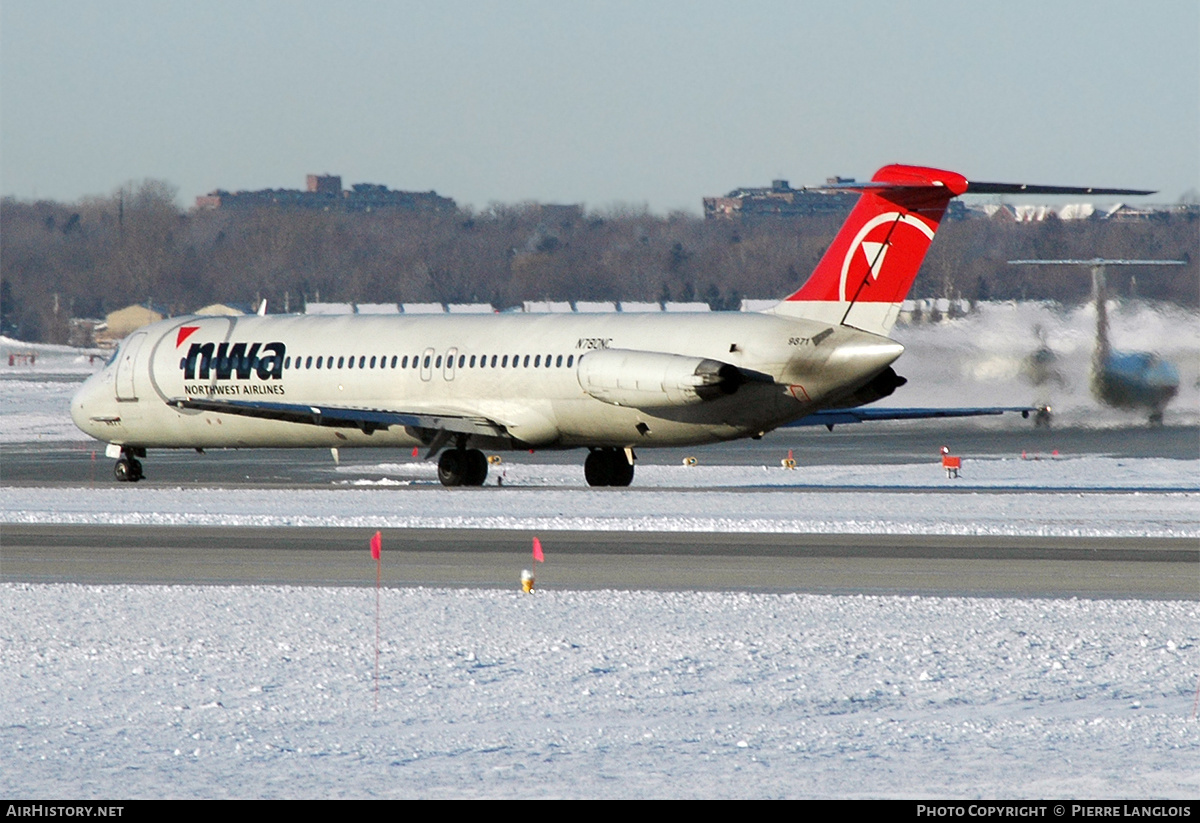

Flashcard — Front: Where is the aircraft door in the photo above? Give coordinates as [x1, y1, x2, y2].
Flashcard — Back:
[444, 347, 458, 381]
[420, 347, 434, 382]
[114, 333, 148, 401]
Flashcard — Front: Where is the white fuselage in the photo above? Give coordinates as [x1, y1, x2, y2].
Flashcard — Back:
[71, 311, 903, 453]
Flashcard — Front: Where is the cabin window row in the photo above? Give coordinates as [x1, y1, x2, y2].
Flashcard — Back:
[280, 353, 577, 370]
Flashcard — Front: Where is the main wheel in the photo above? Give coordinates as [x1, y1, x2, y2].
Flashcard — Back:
[463, 449, 489, 486]
[610, 452, 634, 487]
[437, 450, 466, 486]
[585, 448, 634, 487]
[584, 449, 613, 487]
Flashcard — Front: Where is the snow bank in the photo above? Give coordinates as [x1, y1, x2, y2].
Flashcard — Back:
[3, 483, 1196, 537]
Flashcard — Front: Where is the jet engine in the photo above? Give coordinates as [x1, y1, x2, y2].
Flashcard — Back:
[577, 349, 745, 408]
[834, 366, 907, 407]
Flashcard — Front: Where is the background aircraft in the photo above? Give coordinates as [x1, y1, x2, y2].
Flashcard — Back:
[1009, 259, 1184, 425]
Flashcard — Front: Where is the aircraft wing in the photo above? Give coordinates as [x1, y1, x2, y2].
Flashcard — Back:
[166, 397, 509, 438]
[791, 406, 1036, 430]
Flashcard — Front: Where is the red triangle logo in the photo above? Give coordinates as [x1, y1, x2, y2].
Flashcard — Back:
[175, 326, 200, 348]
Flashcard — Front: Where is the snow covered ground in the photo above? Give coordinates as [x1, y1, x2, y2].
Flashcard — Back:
[2, 326, 1199, 798]
[2, 475, 1197, 538]
[3, 584, 1198, 798]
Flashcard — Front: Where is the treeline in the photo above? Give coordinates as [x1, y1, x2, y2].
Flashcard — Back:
[1, 179, 1196, 343]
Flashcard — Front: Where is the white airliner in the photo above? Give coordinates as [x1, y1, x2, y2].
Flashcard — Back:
[70, 164, 1151, 486]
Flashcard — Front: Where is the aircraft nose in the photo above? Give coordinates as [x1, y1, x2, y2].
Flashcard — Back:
[70, 372, 115, 440]
[1148, 359, 1180, 390]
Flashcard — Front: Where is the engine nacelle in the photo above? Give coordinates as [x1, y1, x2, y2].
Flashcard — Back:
[577, 349, 745, 409]
[836, 366, 907, 407]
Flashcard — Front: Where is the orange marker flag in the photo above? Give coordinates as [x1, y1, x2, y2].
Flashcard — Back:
[532, 536, 544, 563]
[371, 530, 382, 560]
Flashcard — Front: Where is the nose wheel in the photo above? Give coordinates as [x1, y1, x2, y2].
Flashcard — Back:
[114, 454, 144, 482]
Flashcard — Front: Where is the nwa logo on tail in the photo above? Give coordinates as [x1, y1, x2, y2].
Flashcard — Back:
[838, 212, 936, 302]
[176, 325, 286, 381]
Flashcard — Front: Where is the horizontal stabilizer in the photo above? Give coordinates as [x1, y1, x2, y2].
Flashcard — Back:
[789, 406, 1036, 429]
[965, 182, 1154, 196]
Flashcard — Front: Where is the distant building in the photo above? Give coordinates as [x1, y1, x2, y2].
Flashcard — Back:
[194, 303, 245, 316]
[523, 301, 574, 313]
[976, 202, 1155, 222]
[68, 318, 104, 348]
[305, 302, 355, 315]
[703, 178, 857, 220]
[356, 303, 401, 315]
[704, 177, 973, 221]
[196, 174, 456, 214]
[95, 304, 164, 347]
[307, 174, 341, 196]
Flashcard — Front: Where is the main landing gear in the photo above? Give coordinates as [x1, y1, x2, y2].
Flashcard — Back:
[113, 447, 145, 482]
[437, 447, 489, 487]
[433, 444, 636, 488]
[584, 447, 634, 487]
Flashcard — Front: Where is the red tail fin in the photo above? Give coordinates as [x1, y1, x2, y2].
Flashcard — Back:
[774, 165, 967, 334]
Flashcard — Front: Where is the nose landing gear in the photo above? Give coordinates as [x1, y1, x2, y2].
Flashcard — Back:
[112, 447, 145, 482]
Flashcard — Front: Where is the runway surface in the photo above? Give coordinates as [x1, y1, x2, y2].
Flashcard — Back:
[3, 423, 1196, 599]
[4, 524, 1196, 599]
[3, 422, 1196, 486]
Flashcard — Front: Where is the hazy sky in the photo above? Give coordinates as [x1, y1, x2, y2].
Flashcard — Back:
[3, 1, 1197, 213]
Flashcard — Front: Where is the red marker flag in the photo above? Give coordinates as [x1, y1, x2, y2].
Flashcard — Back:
[369, 529, 383, 709]
[532, 536, 544, 563]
